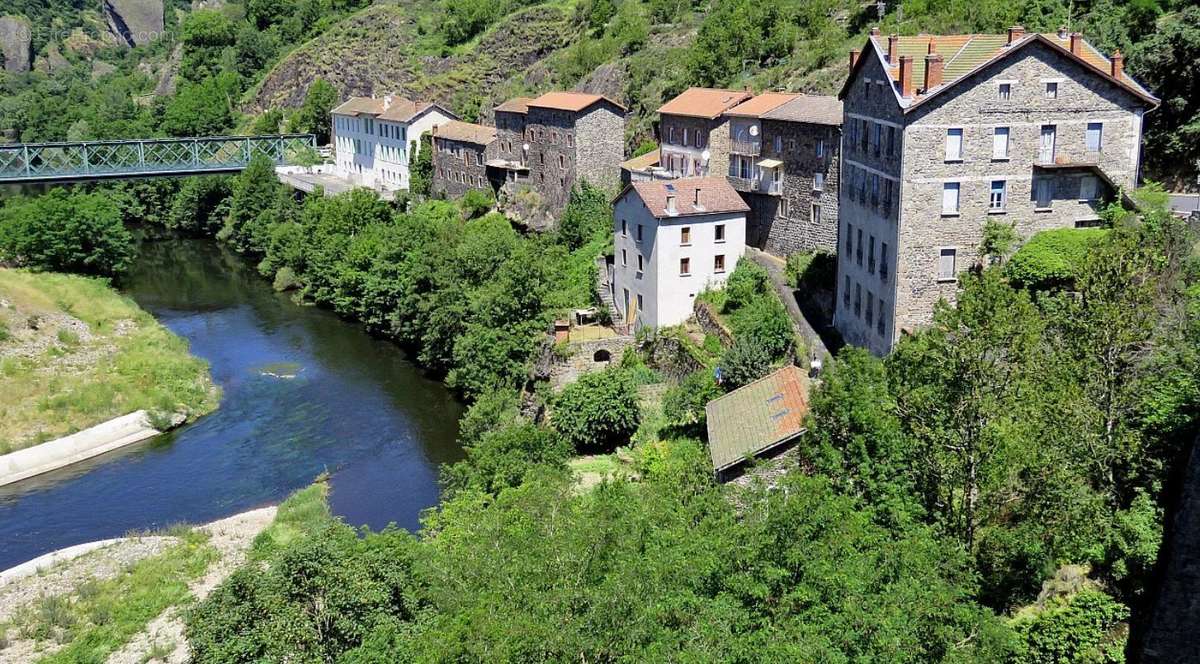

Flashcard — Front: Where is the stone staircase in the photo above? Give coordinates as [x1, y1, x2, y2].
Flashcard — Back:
[595, 255, 627, 335]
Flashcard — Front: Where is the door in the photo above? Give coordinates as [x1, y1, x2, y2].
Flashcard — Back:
[624, 288, 634, 325]
[1039, 125, 1056, 163]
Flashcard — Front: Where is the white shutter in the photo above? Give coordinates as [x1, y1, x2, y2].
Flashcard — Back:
[938, 248, 957, 280]
[942, 182, 960, 213]
[993, 128, 1009, 158]
[1086, 123, 1103, 152]
[945, 129, 963, 160]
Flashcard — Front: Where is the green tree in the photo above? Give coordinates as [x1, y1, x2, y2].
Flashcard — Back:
[161, 73, 239, 137]
[408, 133, 433, 199]
[290, 79, 338, 145]
[179, 10, 237, 83]
[718, 335, 773, 389]
[552, 367, 640, 451]
[1129, 6, 1200, 183]
[168, 176, 232, 236]
[0, 189, 135, 277]
[556, 180, 612, 250]
[219, 155, 288, 255]
[1009, 588, 1129, 663]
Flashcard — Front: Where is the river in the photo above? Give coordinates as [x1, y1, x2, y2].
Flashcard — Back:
[0, 239, 464, 569]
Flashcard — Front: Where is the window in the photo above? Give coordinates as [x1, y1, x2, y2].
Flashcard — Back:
[877, 301, 886, 335]
[880, 242, 889, 282]
[681, 226, 691, 245]
[1035, 178, 1052, 208]
[883, 179, 893, 211]
[816, 139, 825, 158]
[887, 126, 896, 156]
[860, 119, 868, 152]
[867, 122, 876, 153]
[993, 127, 1010, 159]
[811, 203, 821, 224]
[844, 224, 853, 258]
[695, 132, 703, 148]
[938, 248, 957, 281]
[866, 293, 874, 326]
[1080, 175, 1099, 201]
[559, 155, 565, 169]
[1045, 81, 1058, 99]
[854, 283, 862, 317]
[990, 180, 1007, 211]
[621, 249, 627, 266]
[843, 276, 851, 305]
[668, 126, 675, 144]
[856, 228, 863, 266]
[871, 174, 880, 207]
[714, 255, 726, 273]
[637, 254, 644, 272]
[868, 236, 876, 274]
[1086, 122, 1103, 153]
[636, 224, 643, 242]
[998, 83, 1011, 100]
[774, 135, 783, 152]
[680, 257, 691, 276]
[814, 172, 825, 191]
[715, 224, 726, 242]
[945, 128, 963, 161]
[873, 123, 882, 157]
[621, 219, 627, 236]
[1040, 125, 1057, 163]
[780, 198, 790, 217]
[942, 182, 960, 214]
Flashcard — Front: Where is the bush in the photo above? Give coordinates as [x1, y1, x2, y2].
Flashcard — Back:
[729, 296, 794, 359]
[722, 260, 771, 312]
[719, 336, 774, 389]
[662, 369, 722, 433]
[1005, 228, 1109, 290]
[557, 181, 612, 250]
[459, 189, 496, 219]
[553, 367, 640, 451]
[1010, 588, 1129, 663]
[784, 250, 836, 290]
[442, 420, 572, 496]
[0, 189, 135, 277]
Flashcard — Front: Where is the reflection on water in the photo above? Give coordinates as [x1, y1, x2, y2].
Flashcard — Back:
[0, 239, 463, 569]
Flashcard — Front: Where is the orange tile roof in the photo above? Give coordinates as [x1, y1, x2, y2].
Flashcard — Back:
[433, 120, 497, 145]
[378, 99, 439, 122]
[724, 93, 800, 118]
[527, 91, 626, 113]
[849, 32, 1157, 111]
[622, 176, 749, 219]
[495, 97, 534, 114]
[658, 87, 753, 119]
[620, 149, 660, 171]
[705, 365, 809, 473]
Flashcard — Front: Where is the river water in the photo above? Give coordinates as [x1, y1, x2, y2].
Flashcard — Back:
[0, 239, 464, 569]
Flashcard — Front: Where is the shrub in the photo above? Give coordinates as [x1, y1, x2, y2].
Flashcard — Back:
[0, 189, 135, 277]
[460, 188, 496, 219]
[784, 250, 836, 290]
[729, 296, 794, 359]
[557, 181, 612, 250]
[442, 420, 572, 496]
[719, 336, 773, 389]
[1006, 228, 1109, 290]
[1010, 588, 1129, 663]
[722, 260, 771, 312]
[553, 367, 640, 451]
[662, 369, 722, 433]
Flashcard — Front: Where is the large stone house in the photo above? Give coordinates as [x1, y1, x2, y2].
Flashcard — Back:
[725, 93, 843, 256]
[485, 92, 626, 220]
[611, 177, 748, 329]
[430, 120, 497, 199]
[331, 96, 456, 192]
[656, 88, 752, 180]
[836, 27, 1159, 354]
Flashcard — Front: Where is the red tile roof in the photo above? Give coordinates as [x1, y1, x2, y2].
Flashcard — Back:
[705, 365, 809, 473]
[622, 177, 749, 219]
[527, 91, 626, 113]
[658, 87, 753, 120]
[433, 120, 497, 145]
[724, 93, 799, 118]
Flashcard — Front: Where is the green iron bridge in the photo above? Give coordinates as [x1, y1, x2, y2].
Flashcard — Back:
[0, 134, 317, 184]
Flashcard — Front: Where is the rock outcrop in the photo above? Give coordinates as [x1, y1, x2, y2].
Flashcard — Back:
[0, 16, 31, 73]
[103, 0, 164, 48]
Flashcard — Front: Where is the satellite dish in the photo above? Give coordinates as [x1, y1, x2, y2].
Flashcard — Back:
[523, 143, 530, 151]
[748, 125, 759, 137]
[701, 149, 711, 162]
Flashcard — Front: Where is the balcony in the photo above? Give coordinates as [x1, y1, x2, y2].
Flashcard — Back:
[727, 175, 760, 193]
[760, 180, 782, 195]
[731, 139, 761, 156]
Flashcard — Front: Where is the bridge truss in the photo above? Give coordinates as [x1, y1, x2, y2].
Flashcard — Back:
[0, 135, 317, 184]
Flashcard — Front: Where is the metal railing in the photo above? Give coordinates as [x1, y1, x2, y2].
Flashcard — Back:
[727, 174, 759, 192]
[0, 134, 317, 183]
[731, 139, 761, 155]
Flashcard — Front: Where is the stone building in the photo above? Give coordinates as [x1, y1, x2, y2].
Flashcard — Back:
[836, 27, 1159, 354]
[611, 177, 749, 329]
[724, 94, 843, 256]
[431, 120, 497, 199]
[657, 88, 752, 180]
[331, 95, 457, 192]
[486, 92, 626, 220]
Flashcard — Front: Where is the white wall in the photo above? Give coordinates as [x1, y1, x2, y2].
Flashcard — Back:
[331, 108, 455, 190]
[612, 191, 746, 329]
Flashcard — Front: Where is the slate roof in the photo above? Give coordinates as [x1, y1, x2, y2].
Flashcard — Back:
[705, 365, 809, 473]
[724, 93, 799, 118]
[844, 31, 1158, 111]
[658, 87, 753, 120]
[495, 97, 534, 114]
[620, 149, 660, 172]
[620, 177, 749, 219]
[331, 97, 385, 116]
[760, 95, 843, 126]
[433, 120, 497, 145]
[527, 91, 626, 113]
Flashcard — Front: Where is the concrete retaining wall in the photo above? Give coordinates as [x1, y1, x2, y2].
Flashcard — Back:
[0, 411, 162, 487]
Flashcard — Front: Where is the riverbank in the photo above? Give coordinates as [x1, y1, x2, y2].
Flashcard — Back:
[0, 269, 219, 455]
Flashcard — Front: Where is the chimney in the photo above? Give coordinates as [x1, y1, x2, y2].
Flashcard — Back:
[1069, 32, 1083, 56]
[383, 94, 393, 110]
[1007, 25, 1024, 45]
[1111, 49, 1124, 79]
[870, 26, 880, 37]
[666, 194, 677, 215]
[849, 49, 861, 72]
[1057, 25, 1068, 39]
[887, 34, 899, 63]
[898, 55, 914, 98]
[924, 41, 944, 91]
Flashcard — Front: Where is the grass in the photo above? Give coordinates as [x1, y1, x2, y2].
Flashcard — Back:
[0, 269, 219, 454]
[250, 480, 332, 560]
[3, 530, 217, 664]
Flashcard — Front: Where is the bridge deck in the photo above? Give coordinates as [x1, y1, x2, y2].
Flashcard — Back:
[0, 135, 317, 184]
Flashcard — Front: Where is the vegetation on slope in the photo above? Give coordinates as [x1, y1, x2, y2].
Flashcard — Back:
[0, 269, 218, 453]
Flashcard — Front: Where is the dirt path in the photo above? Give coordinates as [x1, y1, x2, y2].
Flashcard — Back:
[105, 506, 277, 664]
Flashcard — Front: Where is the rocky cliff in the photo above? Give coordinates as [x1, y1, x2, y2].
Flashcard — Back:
[0, 15, 31, 73]
[103, 0, 164, 48]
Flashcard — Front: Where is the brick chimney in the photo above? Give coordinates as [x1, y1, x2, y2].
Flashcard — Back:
[887, 34, 899, 63]
[870, 26, 880, 37]
[924, 41, 944, 91]
[898, 55, 914, 98]
[1111, 49, 1124, 79]
[1069, 32, 1083, 56]
[1007, 25, 1025, 45]
[849, 49, 861, 72]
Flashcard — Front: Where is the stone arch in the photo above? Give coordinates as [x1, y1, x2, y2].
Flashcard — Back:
[593, 349, 612, 363]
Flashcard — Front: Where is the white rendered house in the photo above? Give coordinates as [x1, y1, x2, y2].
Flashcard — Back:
[612, 177, 749, 329]
[330, 96, 457, 191]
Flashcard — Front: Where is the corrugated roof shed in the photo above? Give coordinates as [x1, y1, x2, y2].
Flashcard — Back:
[658, 87, 753, 119]
[705, 365, 809, 474]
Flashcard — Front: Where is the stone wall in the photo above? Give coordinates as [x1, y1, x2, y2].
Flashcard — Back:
[692, 299, 733, 346]
[575, 105, 624, 190]
[432, 138, 495, 199]
[524, 107, 577, 213]
[646, 333, 706, 381]
[659, 115, 731, 178]
[749, 119, 842, 256]
[546, 336, 635, 390]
